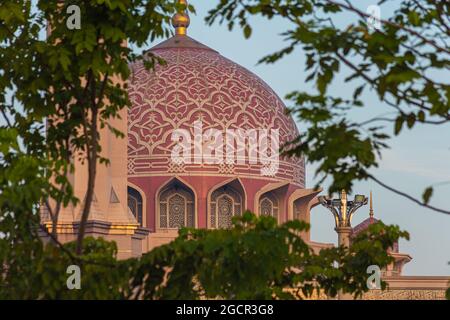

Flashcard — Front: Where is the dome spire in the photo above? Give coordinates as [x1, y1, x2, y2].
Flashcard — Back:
[172, 0, 190, 36]
[369, 190, 374, 220]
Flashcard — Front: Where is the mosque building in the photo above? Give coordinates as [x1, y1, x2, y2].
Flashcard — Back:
[40, 1, 449, 300]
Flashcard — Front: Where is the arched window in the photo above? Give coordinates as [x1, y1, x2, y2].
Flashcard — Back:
[158, 181, 195, 229]
[259, 192, 279, 221]
[128, 186, 143, 226]
[210, 186, 243, 228]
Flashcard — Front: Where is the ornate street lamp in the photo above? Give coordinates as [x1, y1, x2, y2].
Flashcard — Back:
[318, 190, 368, 247]
[318, 190, 368, 300]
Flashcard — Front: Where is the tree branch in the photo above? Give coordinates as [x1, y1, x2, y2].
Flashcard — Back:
[75, 70, 97, 255]
[368, 174, 450, 215]
[328, 0, 450, 54]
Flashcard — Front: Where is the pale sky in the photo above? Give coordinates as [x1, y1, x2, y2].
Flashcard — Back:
[175, 0, 450, 276]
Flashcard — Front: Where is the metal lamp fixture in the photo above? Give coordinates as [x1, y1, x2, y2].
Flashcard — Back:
[318, 190, 368, 300]
[318, 190, 368, 229]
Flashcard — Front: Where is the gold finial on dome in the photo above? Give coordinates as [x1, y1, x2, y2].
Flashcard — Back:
[369, 190, 374, 219]
[172, 0, 190, 36]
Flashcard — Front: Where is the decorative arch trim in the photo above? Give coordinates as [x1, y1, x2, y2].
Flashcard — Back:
[287, 188, 322, 221]
[253, 181, 289, 217]
[259, 195, 279, 220]
[155, 176, 198, 229]
[207, 177, 247, 229]
[127, 182, 147, 227]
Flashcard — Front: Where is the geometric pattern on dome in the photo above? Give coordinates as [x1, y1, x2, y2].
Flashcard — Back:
[128, 41, 304, 186]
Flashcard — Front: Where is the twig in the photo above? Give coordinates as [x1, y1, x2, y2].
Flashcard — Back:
[328, 0, 450, 54]
[368, 174, 450, 215]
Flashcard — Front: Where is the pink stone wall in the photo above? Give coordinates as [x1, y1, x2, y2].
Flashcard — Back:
[129, 175, 305, 232]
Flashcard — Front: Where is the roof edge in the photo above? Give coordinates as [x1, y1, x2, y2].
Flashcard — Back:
[148, 35, 218, 53]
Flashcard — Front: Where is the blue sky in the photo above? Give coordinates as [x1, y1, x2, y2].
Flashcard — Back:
[168, 0, 450, 276]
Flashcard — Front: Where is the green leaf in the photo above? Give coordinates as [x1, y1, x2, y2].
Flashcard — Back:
[422, 187, 433, 205]
[406, 113, 415, 128]
[407, 11, 420, 26]
[417, 111, 425, 122]
[243, 25, 252, 39]
[394, 117, 404, 135]
[353, 85, 365, 100]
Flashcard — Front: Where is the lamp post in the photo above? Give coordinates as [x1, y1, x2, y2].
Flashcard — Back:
[318, 190, 368, 247]
[318, 190, 368, 300]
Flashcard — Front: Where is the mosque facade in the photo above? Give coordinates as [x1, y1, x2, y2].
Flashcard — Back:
[40, 1, 449, 300]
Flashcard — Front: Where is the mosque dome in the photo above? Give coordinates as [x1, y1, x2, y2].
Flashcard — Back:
[126, 5, 310, 241]
[127, 35, 304, 185]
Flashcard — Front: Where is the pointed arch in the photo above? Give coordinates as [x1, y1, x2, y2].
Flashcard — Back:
[254, 181, 289, 222]
[287, 188, 322, 221]
[287, 188, 322, 242]
[259, 193, 279, 221]
[207, 178, 247, 229]
[127, 185, 144, 226]
[155, 176, 198, 229]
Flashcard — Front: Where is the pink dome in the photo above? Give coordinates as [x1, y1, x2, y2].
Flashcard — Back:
[127, 35, 304, 185]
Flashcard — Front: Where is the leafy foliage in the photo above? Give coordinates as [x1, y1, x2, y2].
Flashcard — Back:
[0, 0, 185, 256]
[0, 213, 408, 299]
[0, 0, 191, 297]
[0, 0, 437, 300]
